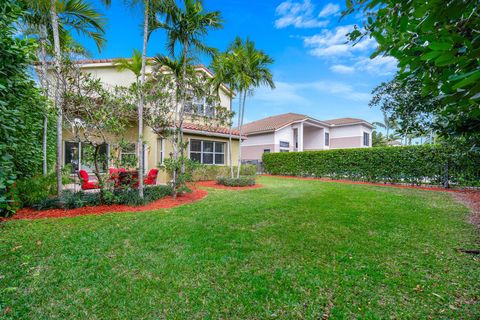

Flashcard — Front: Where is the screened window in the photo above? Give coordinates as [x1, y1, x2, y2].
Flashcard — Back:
[279, 140, 290, 152]
[325, 132, 330, 146]
[120, 143, 137, 166]
[64, 141, 108, 173]
[363, 132, 370, 146]
[189, 139, 225, 165]
[185, 94, 215, 118]
[157, 139, 164, 165]
[263, 149, 270, 153]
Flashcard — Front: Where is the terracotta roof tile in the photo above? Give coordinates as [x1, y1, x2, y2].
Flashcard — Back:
[240, 113, 309, 135]
[324, 117, 373, 126]
[182, 122, 242, 137]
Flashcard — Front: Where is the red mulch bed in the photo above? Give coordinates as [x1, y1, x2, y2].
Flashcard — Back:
[10, 188, 208, 220]
[195, 180, 263, 190]
[454, 191, 480, 228]
[260, 174, 468, 193]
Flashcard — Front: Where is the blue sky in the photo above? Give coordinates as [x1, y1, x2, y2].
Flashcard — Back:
[80, 0, 397, 124]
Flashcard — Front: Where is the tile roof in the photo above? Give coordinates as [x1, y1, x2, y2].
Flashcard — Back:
[241, 113, 373, 135]
[182, 122, 242, 137]
[323, 117, 370, 126]
[240, 113, 309, 135]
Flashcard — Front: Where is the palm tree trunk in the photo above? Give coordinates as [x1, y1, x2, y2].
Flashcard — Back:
[236, 90, 246, 178]
[228, 94, 234, 178]
[50, 0, 63, 196]
[179, 42, 189, 177]
[39, 23, 49, 176]
[138, 0, 149, 199]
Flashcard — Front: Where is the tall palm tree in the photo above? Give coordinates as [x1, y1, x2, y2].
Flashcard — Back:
[153, 0, 222, 187]
[23, 0, 106, 178]
[210, 52, 237, 178]
[114, 49, 144, 80]
[227, 37, 275, 178]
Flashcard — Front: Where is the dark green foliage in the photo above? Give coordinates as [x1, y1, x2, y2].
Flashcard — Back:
[216, 176, 256, 187]
[0, 0, 54, 216]
[191, 164, 257, 181]
[16, 171, 70, 208]
[30, 185, 174, 211]
[263, 145, 480, 186]
[345, 0, 480, 140]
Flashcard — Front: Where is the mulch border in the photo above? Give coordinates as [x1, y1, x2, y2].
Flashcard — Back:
[194, 180, 263, 190]
[8, 188, 208, 221]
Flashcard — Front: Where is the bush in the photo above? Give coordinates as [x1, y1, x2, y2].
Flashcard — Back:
[191, 164, 257, 181]
[262, 145, 480, 187]
[216, 176, 256, 187]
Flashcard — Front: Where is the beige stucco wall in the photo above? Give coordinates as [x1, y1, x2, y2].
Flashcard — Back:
[63, 123, 240, 185]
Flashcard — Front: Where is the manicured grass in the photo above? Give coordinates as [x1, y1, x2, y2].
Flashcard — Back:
[1, 176, 479, 319]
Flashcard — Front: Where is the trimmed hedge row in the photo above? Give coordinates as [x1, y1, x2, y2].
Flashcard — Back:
[217, 176, 256, 187]
[262, 145, 480, 187]
[191, 164, 256, 181]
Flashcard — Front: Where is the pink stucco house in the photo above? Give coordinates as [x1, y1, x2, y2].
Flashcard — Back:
[240, 113, 373, 162]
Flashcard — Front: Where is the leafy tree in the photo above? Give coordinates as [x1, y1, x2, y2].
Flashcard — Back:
[370, 76, 438, 145]
[225, 37, 275, 178]
[62, 64, 136, 203]
[345, 0, 480, 142]
[372, 130, 387, 147]
[0, 0, 51, 216]
[151, 0, 223, 196]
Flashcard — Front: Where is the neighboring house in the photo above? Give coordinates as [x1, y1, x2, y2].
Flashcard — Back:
[240, 113, 373, 162]
[61, 58, 241, 184]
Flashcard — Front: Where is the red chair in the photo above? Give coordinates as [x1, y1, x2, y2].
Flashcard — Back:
[144, 168, 159, 185]
[78, 170, 99, 190]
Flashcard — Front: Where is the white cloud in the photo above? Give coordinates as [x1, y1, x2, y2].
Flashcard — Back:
[274, 0, 329, 29]
[329, 56, 398, 76]
[355, 56, 398, 76]
[254, 80, 370, 105]
[318, 3, 340, 18]
[330, 64, 355, 74]
[303, 25, 376, 57]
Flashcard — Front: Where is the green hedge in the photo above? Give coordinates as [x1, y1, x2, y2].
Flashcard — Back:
[216, 176, 256, 187]
[191, 164, 256, 181]
[262, 145, 480, 187]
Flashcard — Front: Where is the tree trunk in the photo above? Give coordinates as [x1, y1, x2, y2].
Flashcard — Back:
[179, 42, 189, 177]
[236, 90, 246, 178]
[93, 145, 104, 203]
[50, 0, 63, 196]
[39, 23, 49, 176]
[228, 93, 234, 178]
[138, 0, 149, 199]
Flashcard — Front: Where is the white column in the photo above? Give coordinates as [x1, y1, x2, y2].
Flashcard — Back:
[299, 122, 304, 152]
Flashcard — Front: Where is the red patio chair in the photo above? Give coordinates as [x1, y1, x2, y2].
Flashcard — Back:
[78, 170, 99, 190]
[144, 168, 159, 185]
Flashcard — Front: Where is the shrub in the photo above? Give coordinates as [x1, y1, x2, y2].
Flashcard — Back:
[191, 164, 257, 181]
[216, 176, 256, 187]
[113, 185, 173, 207]
[262, 145, 480, 187]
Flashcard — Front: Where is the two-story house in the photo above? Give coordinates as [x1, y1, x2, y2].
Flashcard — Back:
[61, 58, 241, 184]
[240, 113, 373, 163]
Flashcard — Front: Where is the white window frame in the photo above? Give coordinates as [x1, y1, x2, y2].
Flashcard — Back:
[279, 140, 290, 152]
[185, 94, 215, 118]
[64, 141, 109, 173]
[363, 132, 370, 146]
[120, 143, 137, 164]
[156, 138, 165, 166]
[189, 139, 226, 165]
[325, 132, 330, 146]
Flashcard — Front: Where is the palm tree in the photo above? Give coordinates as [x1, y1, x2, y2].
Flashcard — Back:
[227, 37, 275, 178]
[114, 49, 144, 80]
[23, 0, 106, 178]
[153, 0, 222, 190]
[210, 52, 237, 178]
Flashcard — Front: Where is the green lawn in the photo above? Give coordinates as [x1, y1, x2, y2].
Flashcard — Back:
[1, 176, 479, 319]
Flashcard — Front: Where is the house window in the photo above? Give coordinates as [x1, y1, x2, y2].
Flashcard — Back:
[185, 94, 215, 118]
[189, 139, 225, 165]
[363, 132, 370, 146]
[157, 139, 164, 165]
[120, 143, 137, 167]
[64, 141, 108, 173]
[279, 140, 290, 152]
[325, 132, 330, 146]
[263, 149, 270, 153]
